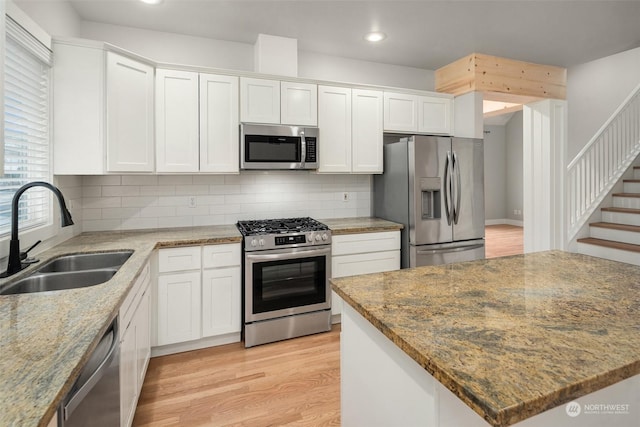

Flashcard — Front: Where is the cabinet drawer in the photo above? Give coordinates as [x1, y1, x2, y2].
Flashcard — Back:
[202, 243, 241, 269]
[332, 250, 400, 278]
[332, 231, 400, 256]
[158, 246, 201, 272]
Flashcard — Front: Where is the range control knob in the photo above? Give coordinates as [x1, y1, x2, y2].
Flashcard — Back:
[315, 234, 322, 242]
[250, 239, 257, 247]
[321, 233, 328, 241]
[259, 239, 265, 246]
[307, 233, 313, 242]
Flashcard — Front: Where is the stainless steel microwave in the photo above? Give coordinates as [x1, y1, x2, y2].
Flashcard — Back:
[240, 124, 318, 170]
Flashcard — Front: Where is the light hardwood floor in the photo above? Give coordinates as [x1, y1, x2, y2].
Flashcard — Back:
[485, 224, 524, 258]
[134, 225, 522, 426]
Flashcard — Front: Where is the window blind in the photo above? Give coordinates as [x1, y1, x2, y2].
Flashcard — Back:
[0, 16, 52, 236]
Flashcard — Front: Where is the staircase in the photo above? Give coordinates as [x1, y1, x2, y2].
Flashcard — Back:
[576, 166, 640, 266]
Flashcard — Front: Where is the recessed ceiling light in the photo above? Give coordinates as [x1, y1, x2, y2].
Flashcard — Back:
[140, 0, 163, 5]
[365, 32, 386, 42]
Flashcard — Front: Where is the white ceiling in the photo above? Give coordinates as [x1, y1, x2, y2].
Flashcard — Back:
[64, 0, 640, 71]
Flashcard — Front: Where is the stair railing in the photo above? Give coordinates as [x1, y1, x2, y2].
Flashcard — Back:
[566, 82, 640, 242]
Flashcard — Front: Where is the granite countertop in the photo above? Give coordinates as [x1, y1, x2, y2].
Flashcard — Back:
[0, 216, 400, 427]
[330, 250, 640, 427]
[322, 217, 403, 234]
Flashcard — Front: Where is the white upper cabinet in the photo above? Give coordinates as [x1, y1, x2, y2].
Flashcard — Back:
[318, 86, 383, 174]
[155, 69, 199, 172]
[418, 96, 453, 135]
[106, 53, 155, 172]
[155, 70, 239, 173]
[53, 41, 155, 174]
[241, 77, 318, 126]
[200, 74, 239, 173]
[280, 81, 318, 126]
[384, 91, 453, 135]
[240, 77, 280, 124]
[318, 85, 352, 173]
[384, 92, 418, 132]
[352, 89, 383, 173]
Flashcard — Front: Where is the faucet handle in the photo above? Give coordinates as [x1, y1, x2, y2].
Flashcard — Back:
[20, 240, 41, 261]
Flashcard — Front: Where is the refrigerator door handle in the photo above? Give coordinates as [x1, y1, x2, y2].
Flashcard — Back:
[444, 151, 452, 225]
[415, 243, 484, 255]
[452, 150, 461, 224]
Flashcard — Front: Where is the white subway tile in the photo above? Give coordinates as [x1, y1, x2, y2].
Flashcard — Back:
[193, 215, 225, 226]
[83, 175, 122, 186]
[158, 216, 193, 228]
[196, 195, 225, 205]
[175, 185, 209, 195]
[81, 209, 102, 220]
[357, 207, 372, 217]
[214, 204, 241, 214]
[121, 175, 158, 186]
[140, 185, 176, 196]
[120, 217, 158, 230]
[226, 194, 254, 204]
[82, 186, 102, 197]
[157, 196, 189, 207]
[121, 196, 158, 208]
[158, 175, 193, 185]
[138, 206, 176, 218]
[176, 206, 209, 216]
[83, 219, 121, 232]
[102, 186, 141, 197]
[101, 207, 139, 219]
[82, 197, 121, 209]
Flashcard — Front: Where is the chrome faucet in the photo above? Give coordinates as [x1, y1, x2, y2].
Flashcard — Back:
[2, 181, 74, 277]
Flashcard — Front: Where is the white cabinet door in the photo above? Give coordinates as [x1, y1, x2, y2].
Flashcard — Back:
[106, 52, 155, 172]
[120, 318, 137, 427]
[199, 73, 240, 173]
[155, 69, 199, 172]
[157, 271, 201, 346]
[240, 77, 280, 124]
[352, 89, 383, 173]
[418, 96, 453, 135]
[202, 266, 241, 337]
[135, 286, 151, 388]
[318, 85, 352, 173]
[281, 81, 318, 126]
[383, 92, 418, 132]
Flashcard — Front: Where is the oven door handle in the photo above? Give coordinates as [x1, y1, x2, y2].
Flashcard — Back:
[246, 246, 331, 262]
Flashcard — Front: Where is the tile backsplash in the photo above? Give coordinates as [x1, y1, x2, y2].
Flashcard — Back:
[79, 172, 372, 232]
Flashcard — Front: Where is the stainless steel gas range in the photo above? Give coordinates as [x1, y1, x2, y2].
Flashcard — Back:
[236, 217, 332, 347]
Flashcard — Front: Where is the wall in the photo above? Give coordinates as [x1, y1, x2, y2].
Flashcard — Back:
[483, 126, 507, 221]
[13, 0, 81, 37]
[566, 46, 640, 160]
[506, 111, 524, 222]
[81, 173, 371, 232]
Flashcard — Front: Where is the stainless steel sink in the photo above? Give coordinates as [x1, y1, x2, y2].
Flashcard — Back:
[0, 269, 118, 295]
[0, 250, 133, 295]
[36, 251, 133, 273]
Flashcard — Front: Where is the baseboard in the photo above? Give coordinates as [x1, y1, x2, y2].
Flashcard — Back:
[485, 219, 524, 227]
[151, 332, 241, 357]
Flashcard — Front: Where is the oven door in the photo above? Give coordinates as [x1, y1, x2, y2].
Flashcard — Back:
[245, 246, 331, 322]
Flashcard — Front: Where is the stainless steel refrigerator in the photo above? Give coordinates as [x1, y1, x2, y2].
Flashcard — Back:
[374, 135, 485, 268]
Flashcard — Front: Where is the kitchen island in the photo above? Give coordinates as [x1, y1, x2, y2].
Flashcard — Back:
[331, 251, 639, 427]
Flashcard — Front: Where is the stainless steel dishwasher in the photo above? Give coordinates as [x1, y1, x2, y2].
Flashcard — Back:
[58, 317, 120, 426]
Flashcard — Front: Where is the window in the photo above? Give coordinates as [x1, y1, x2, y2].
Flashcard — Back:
[0, 16, 52, 237]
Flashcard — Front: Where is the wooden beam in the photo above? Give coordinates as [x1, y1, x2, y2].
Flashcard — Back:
[435, 53, 566, 100]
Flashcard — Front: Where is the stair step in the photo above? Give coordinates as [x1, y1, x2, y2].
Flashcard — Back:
[601, 207, 640, 214]
[612, 193, 640, 197]
[590, 222, 640, 232]
[576, 237, 640, 253]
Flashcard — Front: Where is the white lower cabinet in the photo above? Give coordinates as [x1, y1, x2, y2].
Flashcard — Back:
[154, 243, 242, 355]
[331, 231, 401, 320]
[120, 262, 151, 427]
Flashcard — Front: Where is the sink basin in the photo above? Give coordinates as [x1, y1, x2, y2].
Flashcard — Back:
[0, 269, 118, 295]
[36, 251, 133, 273]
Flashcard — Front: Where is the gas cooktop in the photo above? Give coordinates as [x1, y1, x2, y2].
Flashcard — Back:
[237, 217, 330, 236]
[237, 217, 331, 251]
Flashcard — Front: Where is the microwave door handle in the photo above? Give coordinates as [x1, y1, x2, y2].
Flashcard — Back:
[300, 134, 306, 168]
